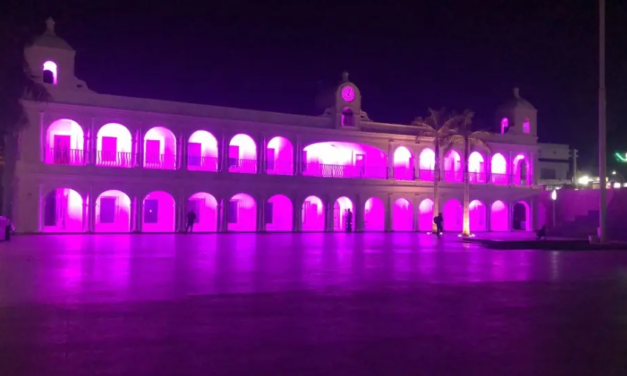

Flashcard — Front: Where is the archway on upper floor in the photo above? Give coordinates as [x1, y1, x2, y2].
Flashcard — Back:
[188, 192, 218, 232]
[45, 119, 85, 165]
[266, 136, 294, 175]
[418, 148, 435, 181]
[95, 190, 131, 232]
[96, 123, 133, 168]
[393, 198, 413, 231]
[229, 134, 257, 174]
[513, 201, 531, 231]
[393, 146, 414, 180]
[468, 152, 486, 183]
[266, 194, 293, 232]
[188, 131, 219, 172]
[443, 199, 463, 232]
[302, 195, 324, 232]
[513, 155, 529, 186]
[364, 197, 385, 232]
[143, 127, 177, 170]
[469, 200, 487, 232]
[491, 200, 509, 232]
[333, 196, 354, 231]
[418, 198, 434, 232]
[43, 61, 58, 84]
[302, 141, 387, 179]
[444, 150, 462, 182]
[491, 153, 508, 185]
[228, 193, 257, 232]
[43, 188, 84, 232]
[142, 191, 175, 232]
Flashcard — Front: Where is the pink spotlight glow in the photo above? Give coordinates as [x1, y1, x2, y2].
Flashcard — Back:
[188, 192, 218, 232]
[393, 146, 414, 180]
[142, 191, 175, 232]
[444, 150, 462, 182]
[443, 199, 463, 232]
[228, 193, 257, 232]
[97, 123, 133, 168]
[333, 196, 354, 231]
[393, 198, 413, 231]
[95, 190, 131, 232]
[43, 188, 83, 232]
[45, 119, 85, 165]
[143, 127, 177, 170]
[266, 194, 293, 232]
[490, 153, 508, 185]
[188, 131, 218, 172]
[302, 196, 324, 232]
[418, 148, 435, 181]
[513, 154, 529, 185]
[469, 200, 487, 232]
[490, 200, 508, 231]
[229, 134, 257, 174]
[43, 61, 57, 84]
[501, 118, 509, 134]
[468, 152, 486, 183]
[302, 141, 387, 179]
[418, 198, 434, 231]
[266, 136, 294, 175]
[364, 197, 385, 231]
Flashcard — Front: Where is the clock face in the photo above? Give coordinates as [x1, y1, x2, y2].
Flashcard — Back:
[341, 86, 355, 102]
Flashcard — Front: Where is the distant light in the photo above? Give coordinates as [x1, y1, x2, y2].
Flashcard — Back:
[551, 190, 557, 201]
[612, 170, 617, 175]
[614, 182, 621, 189]
[577, 175, 590, 185]
[615, 152, 627, 163]
[623, 183, 627, 187]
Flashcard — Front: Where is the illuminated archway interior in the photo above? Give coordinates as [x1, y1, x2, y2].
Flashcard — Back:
[302, 196, 324, 231]
[143, 127, 177, 170]
[266, 194, 293, 232]
[142, 191, 175, 232]
[266, 136, 294, 175]
[418, 148, 435, 181]
[501, 118, 509, 134]
[513, 155, 529, 185]
[43, 188, 83, 232]
[491, 153, 508, 184]
[95, 190, 131, 232]
[228, 193, 257, 232]
[393, 146, 414, 180]
[302, 141, 387, 179]
[468, 152, 485, 183]
[513, 201, 530, 231]
[43, 61, 57, 84]
[393, 198, 413, 231]
[188, 131, 218, 172]
[97, 123, 133, 168]
[333, 196, 354, 231]
[443, 199, 463, 232]
[229, 134, 257, 173]
[469, 200, 487, 232]
[418, 198, 434, 231]
[444, 150, 462, 182]
[46, 119, 85, 165]
[364, 197, 385, 231]
[491, 200, 508, 231]
[188, 192, 218, 232]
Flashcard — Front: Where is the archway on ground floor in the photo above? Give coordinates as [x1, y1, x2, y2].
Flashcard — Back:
[364, 197, 385, 231]
[302, 196, 324, 232]
[333, 196, 354, 231]
[266, 194, 293, 232]
[418, 198, 434, 231]
[490, 200, 508, 231]
[43, 188, 84, 232]
[187, 192, 218, 232]
[393, 198, 413, 231]
[142, 191, 175, 232]
[469, 200, 487, 232]
[95, 190, 131, 232]
[513, 201, 531, 231]
[443, 199, 463, 232]
[228, 193, 257, 232]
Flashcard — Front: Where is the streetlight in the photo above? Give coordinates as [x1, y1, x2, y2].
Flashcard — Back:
[599, 0, 608, 242]
[551, 189, 557, 227]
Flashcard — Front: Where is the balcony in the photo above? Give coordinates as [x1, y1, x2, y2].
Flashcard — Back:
[46, 148, 85, 165]
[444, 170, 463, 182]
[96, 151, 134, 168]
[491, 173, 510, 185]
[302, 163, 387, 179]
[187, 155, 219, 172]
[144, 153, 177, 170]
[394, 167, 415, 181]
[267, 161, 293, 176]
[229, 158, 258, 174]
[418, 169, 435, 181]
[469, 171, 487, 184]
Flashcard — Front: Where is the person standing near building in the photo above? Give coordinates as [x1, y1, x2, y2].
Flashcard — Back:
[433, 213, 444, 236]
[186, 210, 197, 233]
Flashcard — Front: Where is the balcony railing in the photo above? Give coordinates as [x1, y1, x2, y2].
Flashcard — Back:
[144, 153, 177, 170]
[267, 162, 294, 176]
[188, 155, 219, 172]
[491, 173, 510, 185]
[394, 167, 415, 181]
[302, 163, 388, 179]
[444, 170, 463, 182]
[229, 158, 258, 174]
[418, 169, 435, 181]
[469, 171, 487, 184]
[97, 150, 134, 168]
[46, 148, 85, 165]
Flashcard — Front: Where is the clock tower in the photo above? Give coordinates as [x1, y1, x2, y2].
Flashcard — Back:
[333, 71, 363, 130]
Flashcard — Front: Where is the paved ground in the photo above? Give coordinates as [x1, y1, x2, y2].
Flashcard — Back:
[1, 234, 627, 375]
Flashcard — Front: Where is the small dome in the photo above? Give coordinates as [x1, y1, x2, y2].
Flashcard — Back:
[498, 87, 536, 111]
[32, 18, 73, 51]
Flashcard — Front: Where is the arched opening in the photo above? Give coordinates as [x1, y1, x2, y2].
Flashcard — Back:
[96, 123, 133, 168]
[143, 127, 177, 170]
[490, 153, 508, 185]
[418, 148, 435, 181]
[468, 152, 486, 183]
[513, 155, 529, 186]
[43, 188, 84, 232]
[266, 194, 293, 232]
[364, 197, 384, 231]
[523, 118, 530, 134]
[302, 196, 324, 232]
[302, 141, 387, 179]
[229, 134, 257, 173]
[500, 118, 509, 134]
[45, 119, 85, 165]
[142, 191, 175, 232]
[187, 192, 218, 232]
[513, 201, 530, 231]
[188, 131, 218, 172]
[43, 61, 57, 84]
[95, 190, 131, 232]
[228, 193, 257, 232]
[341, 107, 354, 127]
[266, 136, 294, 175]
[418, 198, 434, 231]
[443, 199, 463, 232]
[469, 200, 487, 232]
[393, 198, 413, 231]
[490, 200, 508, 231]
[333, 196, 354, 231]
[444, 150, 462, 182]
[393, 146, 414, 180]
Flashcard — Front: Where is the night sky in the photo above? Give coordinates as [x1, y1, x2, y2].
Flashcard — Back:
[3, 0, 627, 174]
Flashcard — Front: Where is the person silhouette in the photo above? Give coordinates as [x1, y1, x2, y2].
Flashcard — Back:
[186, 210, 197, 233]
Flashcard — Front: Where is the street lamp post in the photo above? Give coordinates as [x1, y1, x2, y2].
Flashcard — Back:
[551, 190, 557, 227]
[599, 0, 608, 242]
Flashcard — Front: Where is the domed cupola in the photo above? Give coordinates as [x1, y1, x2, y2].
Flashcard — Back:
[495, 87, 537, 137]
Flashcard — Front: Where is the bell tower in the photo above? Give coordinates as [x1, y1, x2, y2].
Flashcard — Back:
[333, 71, 363, 130]
[494, 87, 537, 137]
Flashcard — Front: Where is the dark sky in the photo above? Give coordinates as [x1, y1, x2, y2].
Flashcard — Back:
[4, 0, 627, 173]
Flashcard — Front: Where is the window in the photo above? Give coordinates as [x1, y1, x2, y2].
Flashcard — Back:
[341, 107, 354, 126]
[43, 61, 57, 85]
[228, 200, 239, 224]
[144, 199, 159, 223]
[100, 197, 117, 223]
[541, 168, 557, 179]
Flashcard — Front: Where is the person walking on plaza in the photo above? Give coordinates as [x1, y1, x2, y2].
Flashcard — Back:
[186, 210, 197, 233]
[345, 209, 353, 232]
[433, 213, 444, 237]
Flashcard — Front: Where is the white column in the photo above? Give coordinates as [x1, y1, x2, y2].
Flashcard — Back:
[87, 187, 95, 233]
[325, 197, 334, 232]
[413, 195, 419, 232]
[257, 194, 266, 232]
[385, 194, 393, 232]
[220, 133, 229, 173]
[294, 136, 302, 176]
[134, 195, 143, 233]
[258, 135, 266, 174]
[388, 143, 394, 179]
[219, 197, 228, 232]
[292, 194, 302, 232]
[354, 194, 364, 232]
[486, 203, 492, 231]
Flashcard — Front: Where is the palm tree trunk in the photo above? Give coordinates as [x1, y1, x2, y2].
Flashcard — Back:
[462, 134, 471, 236]
[433, 138, 440, 232]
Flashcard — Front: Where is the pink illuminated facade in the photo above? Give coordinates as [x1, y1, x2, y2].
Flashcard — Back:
[9, 20, 549, 234]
